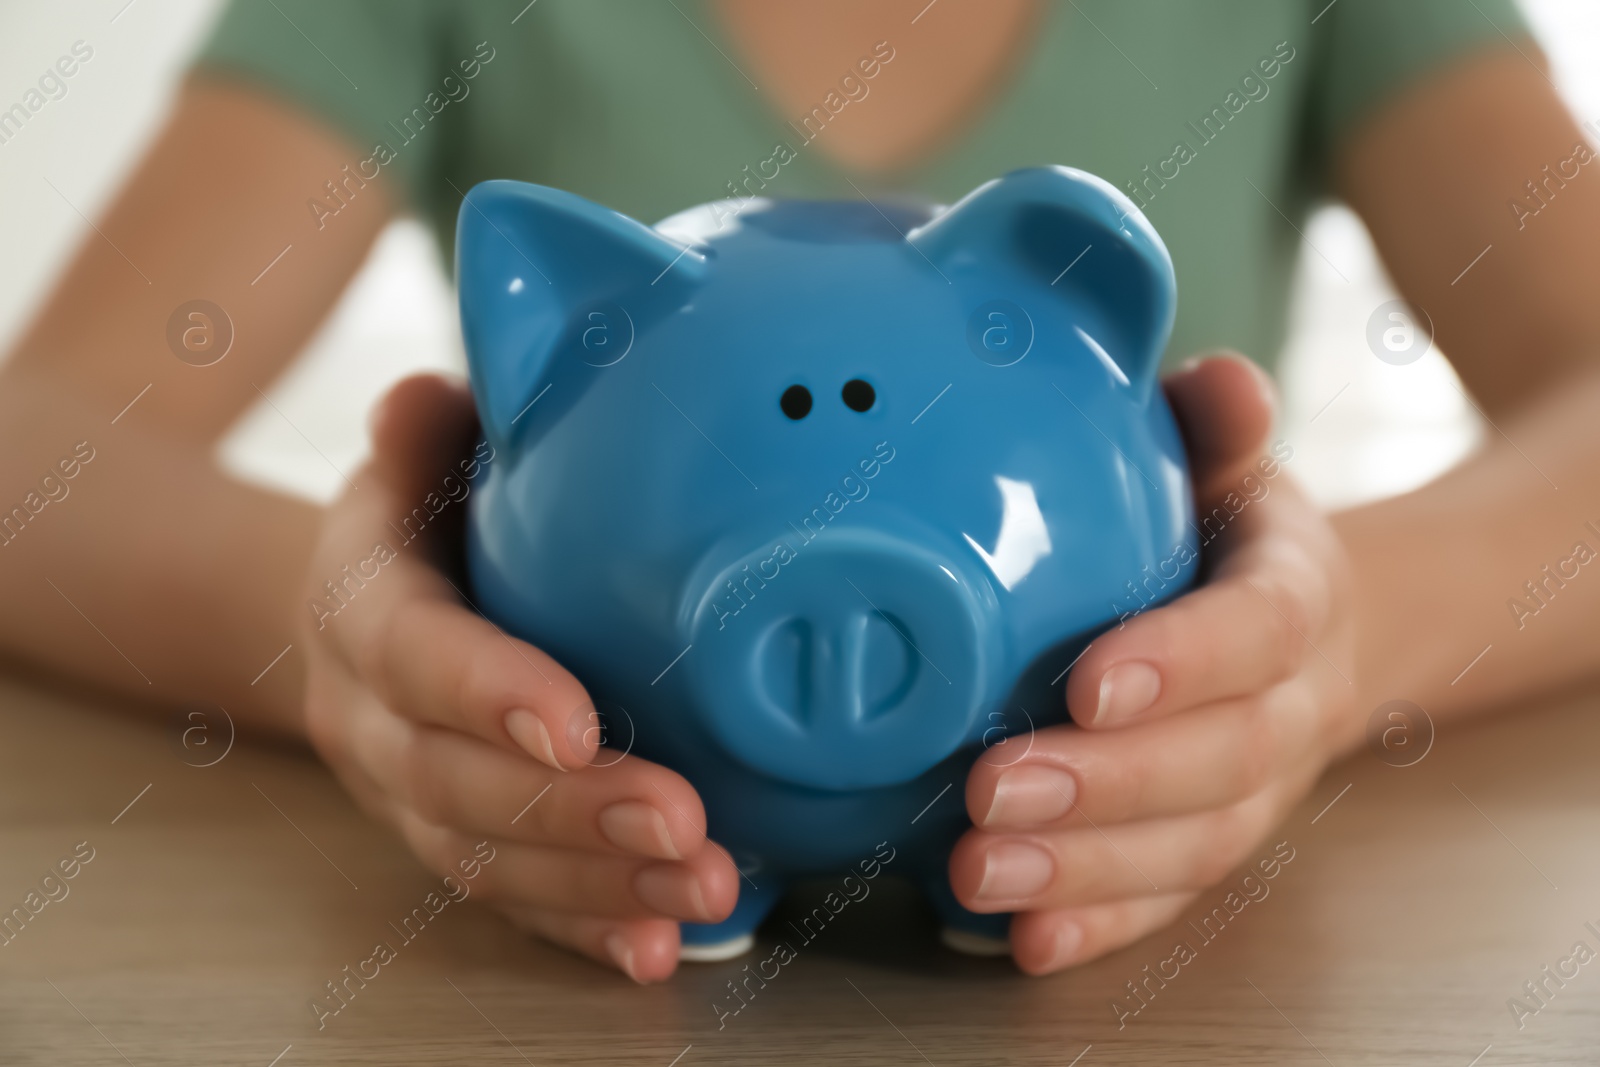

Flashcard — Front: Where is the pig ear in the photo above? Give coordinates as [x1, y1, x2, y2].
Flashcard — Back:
[456, 180, 708, 449]
[909, 166, 1176, 396]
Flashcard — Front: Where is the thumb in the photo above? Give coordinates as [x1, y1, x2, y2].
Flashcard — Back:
[1162, 352, 1277, 504]
[366, 373, 481, 498]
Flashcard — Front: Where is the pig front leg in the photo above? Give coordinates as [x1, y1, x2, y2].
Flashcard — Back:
[920, 865, 1013, 957]
[678, 875, 783, 962]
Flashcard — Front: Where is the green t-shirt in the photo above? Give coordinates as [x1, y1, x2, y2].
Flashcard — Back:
[193, 0, 1525, 369]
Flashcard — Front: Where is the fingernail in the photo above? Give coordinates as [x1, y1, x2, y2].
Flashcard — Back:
[983, 766, 1077, 827]
[634, 864, 712, 921]
[604, 931, 643, 983]
[1044, 920, 1084, 970]
[599, 801, 683, 860]
[975, 839, 1055, 903]
[505, 708, 563, 770]
[567, 702, 600, 764]
[1094, 662, 1161, 725]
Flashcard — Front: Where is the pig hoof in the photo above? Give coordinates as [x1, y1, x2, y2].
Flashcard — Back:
[940, 928, 1012, 957]
[679, 933, 755, 962]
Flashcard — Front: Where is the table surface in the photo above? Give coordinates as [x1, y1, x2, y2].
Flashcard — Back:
[1, 672, 1597, 1066]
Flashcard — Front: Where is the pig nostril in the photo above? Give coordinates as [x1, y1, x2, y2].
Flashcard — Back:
[780, 385, 813, 420]
[842, 379, 875, 412]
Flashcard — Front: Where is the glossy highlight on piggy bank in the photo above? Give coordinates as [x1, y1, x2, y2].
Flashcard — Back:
[459, 166, 1198, 960]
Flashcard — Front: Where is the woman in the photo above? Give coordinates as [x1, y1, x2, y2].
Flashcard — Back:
[3, 0, 1596, 983]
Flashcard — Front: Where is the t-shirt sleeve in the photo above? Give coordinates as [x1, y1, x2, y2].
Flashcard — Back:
[190, 0, 450, 207]
[1306, 0, 1532, 164]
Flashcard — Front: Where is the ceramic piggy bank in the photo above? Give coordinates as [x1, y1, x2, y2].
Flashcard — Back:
[459, 166, 1198, 961]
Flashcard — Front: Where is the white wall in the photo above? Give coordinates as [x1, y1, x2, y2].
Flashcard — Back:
[0, 0, 462, 503]
[0, 0, 218, 348]
[1, 1, 1594, 506]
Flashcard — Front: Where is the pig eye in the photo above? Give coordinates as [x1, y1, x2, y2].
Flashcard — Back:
[780, 384, 813, 420]
[842, 378, 876, 412]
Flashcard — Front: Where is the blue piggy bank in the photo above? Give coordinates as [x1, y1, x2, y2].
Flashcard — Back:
[459, 166, 1198, 961]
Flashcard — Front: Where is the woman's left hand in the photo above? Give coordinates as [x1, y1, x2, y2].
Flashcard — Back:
[949, 353, 1361, 975]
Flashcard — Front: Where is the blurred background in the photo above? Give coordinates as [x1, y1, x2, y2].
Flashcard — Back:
[1, 0, 1595, 509]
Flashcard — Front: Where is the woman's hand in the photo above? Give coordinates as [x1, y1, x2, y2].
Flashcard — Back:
[300, 374, 737, 983]
[950, 354, 1360, 975]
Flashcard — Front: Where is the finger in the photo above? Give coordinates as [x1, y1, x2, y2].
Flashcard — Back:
[969, 684, 1318, 829]
[379, 592, 599, 769]
[312, 373, 594, 768]
[361, 372, 483, 573]
[301, 655, 417, 828]
[312, 478, 598, 770]
[1010, 893, 1197, 975]
[1066, 526, 1330, 728]
[397, 813, 740, 923]
[1162, 353, 1276, 502]
[500, 907, 681, 984]
[949, 788, 1285, 913]
[366, 373, 481, 505]
[348, 702, 707, 859]
[1062, 356, 1313, 730]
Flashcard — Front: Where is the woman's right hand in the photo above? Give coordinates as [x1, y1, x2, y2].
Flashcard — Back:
[299, 374, 738, 982]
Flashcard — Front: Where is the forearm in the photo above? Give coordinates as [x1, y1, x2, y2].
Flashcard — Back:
[0, 78, 399, 738]
[0, 368, 320, 738]
[1334, 366, 1600, 732]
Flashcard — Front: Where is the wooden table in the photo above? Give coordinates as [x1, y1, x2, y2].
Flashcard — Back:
[2, 671, 1597, 1066]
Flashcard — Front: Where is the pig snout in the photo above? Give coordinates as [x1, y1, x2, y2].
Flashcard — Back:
[683, 527, 999, 791]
